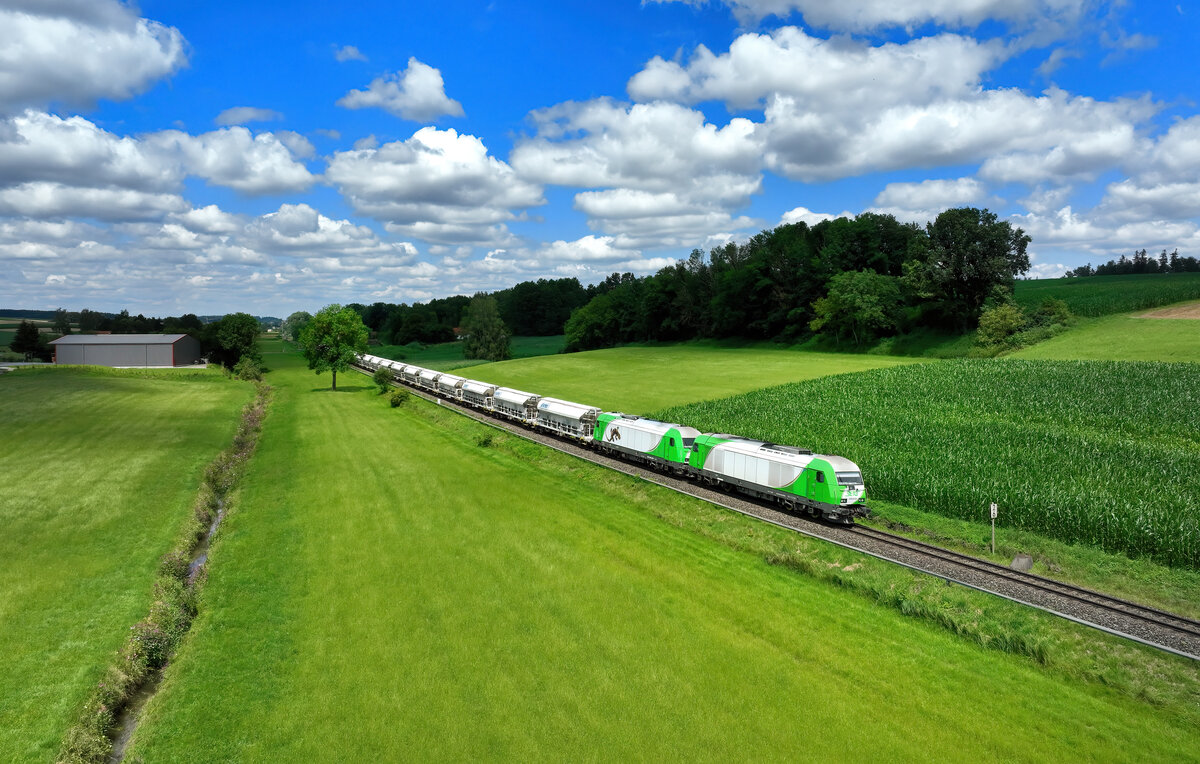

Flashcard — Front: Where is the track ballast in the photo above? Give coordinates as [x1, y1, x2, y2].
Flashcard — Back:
[357, 364, 1200, 661]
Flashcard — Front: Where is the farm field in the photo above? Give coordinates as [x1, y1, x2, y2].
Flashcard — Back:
[373, 335, 565, 371]
[465, 342, 924, 412]
[1011, 308, 1200, 362]
[127, 348, 1199, 760]
[1014, 272, 1200, 316]
[0, 366, 252, 761]
[657, 359, 1200, 569]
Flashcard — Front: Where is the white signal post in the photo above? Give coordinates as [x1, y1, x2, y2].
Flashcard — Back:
[990, 502, 998, 554]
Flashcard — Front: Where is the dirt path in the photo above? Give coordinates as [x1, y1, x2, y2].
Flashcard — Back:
[1138, 302, 1200, 319]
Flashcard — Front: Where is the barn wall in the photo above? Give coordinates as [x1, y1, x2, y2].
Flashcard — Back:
[172, 336, 202, 366]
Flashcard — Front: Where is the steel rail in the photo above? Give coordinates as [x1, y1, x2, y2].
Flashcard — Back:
[846, 525, 1200, 639]
[354, 363, 1200, 661]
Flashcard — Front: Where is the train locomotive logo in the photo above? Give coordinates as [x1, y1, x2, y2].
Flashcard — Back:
[607, 427, 622, 443]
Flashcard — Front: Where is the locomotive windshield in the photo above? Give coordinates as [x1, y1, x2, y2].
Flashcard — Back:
[836, 471, 863, 486]
[682, 436, 696, 448]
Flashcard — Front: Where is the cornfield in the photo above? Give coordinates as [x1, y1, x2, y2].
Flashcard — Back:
[656, 360, 1200, 569]
[1014, 273, 1200, 317]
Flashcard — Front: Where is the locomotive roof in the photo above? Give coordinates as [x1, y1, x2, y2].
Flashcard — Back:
[602, 413, 699, 438]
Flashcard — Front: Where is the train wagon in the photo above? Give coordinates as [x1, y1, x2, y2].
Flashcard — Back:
[594, 413, 699, 474]
[535, 397, 600, 441]
[417, 369, 441, 392]
[400, 364, 423, 385]
[436, 373, 466, 400]
[690, 434, 868, 522]
[493, 388, 541, 424]
[461, 380, 496, 409]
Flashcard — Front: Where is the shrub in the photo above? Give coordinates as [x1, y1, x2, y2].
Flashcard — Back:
[975, 303, 1026, 347]
[389, 388, 410, 408]
[373, 366, 393, 393]
[158, 550, 191, 582]
[232, 355, 263, 381]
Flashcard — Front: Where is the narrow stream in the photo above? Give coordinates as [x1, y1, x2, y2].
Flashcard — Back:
[106, 497, 226, 763]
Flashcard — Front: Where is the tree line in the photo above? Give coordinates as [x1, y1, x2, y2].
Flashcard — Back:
[1065, 249, 1199, 277]
[564, 207, 1031, 351]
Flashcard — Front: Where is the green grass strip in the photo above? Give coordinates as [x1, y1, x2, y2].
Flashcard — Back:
[57, 383, 272, 763]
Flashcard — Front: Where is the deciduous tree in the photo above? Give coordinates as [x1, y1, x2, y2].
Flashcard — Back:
[462, 295, 511, 361]
[299, 304, 368, 390]
[904, 207, 1031, 332]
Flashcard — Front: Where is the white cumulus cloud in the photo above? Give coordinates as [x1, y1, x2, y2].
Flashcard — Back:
[0, 0, 186, 115]
[337, 58, 464, 122]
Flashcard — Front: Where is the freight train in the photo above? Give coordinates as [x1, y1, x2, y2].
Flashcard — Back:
[355, 354, 869, 523]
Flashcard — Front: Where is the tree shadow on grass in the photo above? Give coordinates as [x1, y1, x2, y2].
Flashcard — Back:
[310, 385, 371, 393]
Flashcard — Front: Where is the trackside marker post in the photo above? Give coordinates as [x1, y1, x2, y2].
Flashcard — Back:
[990, 502, 998, 554]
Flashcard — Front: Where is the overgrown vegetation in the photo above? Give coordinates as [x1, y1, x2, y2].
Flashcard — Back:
[971, 295, 1072, 356]
[658, 360, 1200, 568]
[59, 383, 271, 763]
[373, 366, 393, 393]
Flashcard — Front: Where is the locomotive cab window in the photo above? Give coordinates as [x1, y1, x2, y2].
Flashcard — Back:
[815, 472, 824, 483]
[669, 437, 676, 447]
[836, 471, 863, 486]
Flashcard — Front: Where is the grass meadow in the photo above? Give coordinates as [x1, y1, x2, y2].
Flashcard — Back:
[1012, 311, 1200, 362]
[123, 346, 1200, 760]
[0, 366, 252, 761]
[1015, 272, 1200, 316]
[658, 360, 1200, 568]
[464, 342, 924, 412]
[373, 335, 566, 371]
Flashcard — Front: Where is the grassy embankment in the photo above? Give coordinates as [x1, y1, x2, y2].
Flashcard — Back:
[128, 345, 1199, 759]
[464, 342, 924, 412]
[372, 335, 565, 371]
[0, 366, 252, 761]
[1011, 308, 1200, 362]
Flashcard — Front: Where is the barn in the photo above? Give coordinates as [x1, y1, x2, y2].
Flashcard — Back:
[50, 334, 203, 367]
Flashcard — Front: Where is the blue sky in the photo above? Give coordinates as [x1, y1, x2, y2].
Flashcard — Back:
[2, 0, 1198, 317]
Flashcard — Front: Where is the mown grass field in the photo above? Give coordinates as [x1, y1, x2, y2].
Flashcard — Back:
[0, 366, 252, 761]
[126, 348, 1200, 760]
[1015, 272, 1200, 316]
[1012, 310, 1200, 362]
[658, 360, 1200, 568]
[465, 342, 924, 412]
[373, 335, 565, 371]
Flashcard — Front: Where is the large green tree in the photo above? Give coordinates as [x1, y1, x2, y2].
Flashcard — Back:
[904, 207, 1031, 331]
[299, 304, 368, 390]
[207, 312, 262, 367]
[461, 295, 511, 361]
[809, 270, 903, 345]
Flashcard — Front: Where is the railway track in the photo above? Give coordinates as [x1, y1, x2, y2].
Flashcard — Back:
[358, 365, 1200, 661]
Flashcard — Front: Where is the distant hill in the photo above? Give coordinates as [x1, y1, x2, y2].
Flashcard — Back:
[1, 309, 280, 325]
